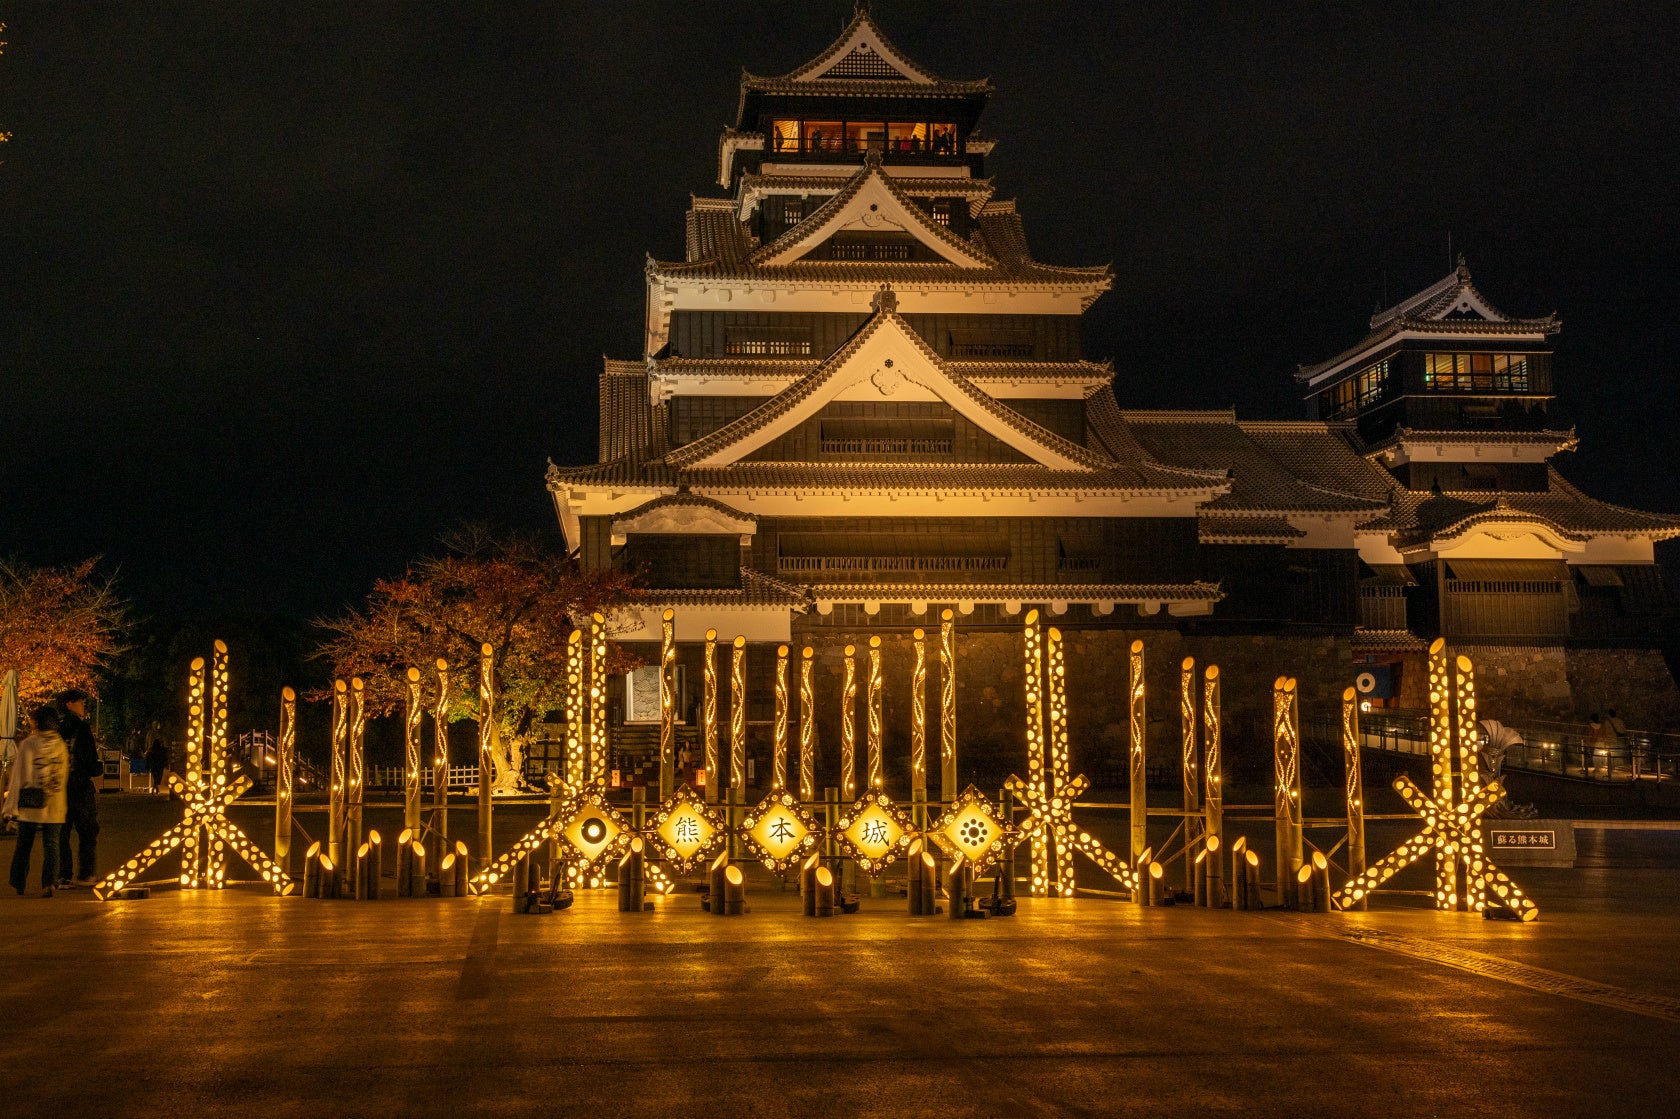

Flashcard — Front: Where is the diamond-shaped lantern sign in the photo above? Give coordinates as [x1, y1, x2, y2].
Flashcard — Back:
[929, 784, 1018, 874]
[556, 787, 635, 875]
[646, 784, 728, 874]
[834, 791, 916, 876]
[739, 790, 821, 873]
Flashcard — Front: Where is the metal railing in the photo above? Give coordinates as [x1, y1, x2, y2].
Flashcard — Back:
[1359, 709, 1680, 784]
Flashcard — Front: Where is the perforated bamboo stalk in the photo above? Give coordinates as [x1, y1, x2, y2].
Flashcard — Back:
[659, 609, 676, 799]
[703, 629, 719, 802]
[799, 647, 816, 801]
[910, 627, 927, 794]
[403, 668, 423, 833]
[1426, 639, 1459, 909]
[939, 609, 957, 803]
[565, 630, 585, 789]
[1202, 666, 1224, 907]
[478, 644, 495, 870]
[276, 687, 296, 875]
[349, 677, 369, 860]
[432, 658, 450, 842]
[1272, 677, 1302, 909]
[840, 644, 858, 800]
[773, 644, 789, 792]
[1180, 657, 1200, 890]
[328, 678, 348, 870]
[181, 656, 207, 887]
[730, 636, 747, 792]
[1129, 640, 1148, 882]
[867, 636, 884, 792]
[1046, 626, 1074, 897]
[589, 613, 608, 783]
[1341, 686, 1366, 909]
[206, 641, 230, 887]
[1455, 653, 1487, 912]
[1022, 611, 1048, 897]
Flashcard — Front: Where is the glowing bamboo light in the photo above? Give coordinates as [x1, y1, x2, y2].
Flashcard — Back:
[703, 628, 719, 803]
[939, 609, 956, 803]
[867, 636, 884, 792]
[404, 667, 423, 833]
[565, 631, 584, 788]
[328, 678, 348, 869]
[798, 647, 816, 801]
[1332, 642, 1538, 920]
[95, 643, 293, 900]
[1341, 686, 1366, 909]
[1004, 771, 1138, 893]
[772, 644, 789, 792]
[1180, 657, 1200, 889]
[478, 643, 495, 869]
[1202, 666, 1224, 907]
[1022, 611, 1048, 897]
[206, 641, 230, 887]
[276, 687, 296, 875]
[840, 644, 858, 800]
[1128, 639, 1147, 876]
[727, 635, 747, 792]
[910, 628, 927, 794]
[182, 656, 207, 888]
[589, 613, 608, 783]
[1046, 626, 1074, 898]
[659, 609, 677, 799]
[349, 676, 368, 858]
[433, 658, 450, 844]
[1272, 676, 1303, 909]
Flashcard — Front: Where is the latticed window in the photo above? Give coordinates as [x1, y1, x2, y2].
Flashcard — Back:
[725, 328, 813, 356]
[931, 200, 952, 226]
[781, 197, 804, 225]
[1319, 359, 1390, 419]
[826, 46, 901, 79]
[1424, 353, 1531, 392]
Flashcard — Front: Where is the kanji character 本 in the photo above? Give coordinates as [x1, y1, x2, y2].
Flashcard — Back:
[769, 816, 796, 843]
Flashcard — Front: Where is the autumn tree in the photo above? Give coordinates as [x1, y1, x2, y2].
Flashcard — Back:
[0, 557, 129, 710]
[316, 526, 638, 789]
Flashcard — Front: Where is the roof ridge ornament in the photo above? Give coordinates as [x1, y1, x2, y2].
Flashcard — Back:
[1456, 252, 1471, 282]
[870, 283, 898, 314]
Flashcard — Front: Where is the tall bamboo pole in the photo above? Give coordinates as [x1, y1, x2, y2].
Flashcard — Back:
[798, 647, 816, 801]
[840, 644, 858, 800]
[181, 657, 207, 887]
[867, 636, 884, 792]
[773, 644, 789, 792]
[276, 686, 296, 876]
[703, 629, 719, 803]
[1047, 626, 1074, 897]
[564, 630, 584, 788]
[1180, 656, 1200, 891]
[1341, 685, 1366, 910]
[1023, 611, 1048, 897]
[729, 635, 747, 792]
[349, 676, 368, 859]
[588, 613, 608, 784]
[939, 609, 957, 803]
[1128, 639, 1148, 875]
[204, 641, 231, 887]
[1454, 653, 1485, 912]
[478, 643, 495, 870]
[432, 658, 450, 842]
[1202, 665, 1224, 907]
[910, 627, 927, 795]
[403, 667, 423, 833]
[328, 677, 347, 871]
[659, 609, 676, 799]
[1272, 676, 1302, 909]
[1426, 638, 1458, 910]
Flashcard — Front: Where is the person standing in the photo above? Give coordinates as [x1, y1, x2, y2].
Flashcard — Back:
[145, 727, 169, 795]
[56, 689, 102, 887]
[4, 705, 69, 896]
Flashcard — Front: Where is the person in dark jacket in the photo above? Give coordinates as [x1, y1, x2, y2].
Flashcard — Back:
[55, 689, 102, 887]
[145, 727, 168, 795]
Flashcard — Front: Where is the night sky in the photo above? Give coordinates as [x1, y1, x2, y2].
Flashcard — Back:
[5, 2, 1678, 619]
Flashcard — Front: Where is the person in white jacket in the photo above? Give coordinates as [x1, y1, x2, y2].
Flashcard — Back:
[4, 705, 70, 896]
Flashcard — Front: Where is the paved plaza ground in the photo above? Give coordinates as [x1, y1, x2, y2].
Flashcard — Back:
[3, 796, 1679, 1117]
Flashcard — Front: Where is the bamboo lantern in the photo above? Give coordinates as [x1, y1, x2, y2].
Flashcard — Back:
[729, 635, 747, 792]
[206, 641, 230, 888]
[1046, 626, 1074, 898]
[453, 840, 471, 898]
[659, 609, 676, 799]
[303, 841, 322, 898]
[1203, 835, 1221, 908]
[1296, 862, 1316, 912]
[1128, 639, 1147, 882]
[939, 609, 957, 804]
[908, 837, 926, 915]
[1341, 686, 1366, 910]
[565, 630, 585, 788]
[588, 613, 608, 783]
[318, 852, 338, 900]
[1231, 836, 1248, 910]
[1179, 657, 1200, 891]
[866, 636, 884, 792]
[364, 830, 383, 901]
[800, 853, 820, 917]
[1146, 860, 1165, 906]
[403, 668, 423, 834]
[840, 645, 858, 800]
[1243, 849, 1262, 911]
[910, 628, 927, 794]
[348, 677, 367, 859]
[919, 850, 937, 916]
[946, 853, 970, 920]
[1202, 666, 1224, 907]
[708, 851, 728, 916]
[772, 644, 789, 792]
[478, 644, 495, 866]
[724, 864, 746, 916]
[1312, 850, 1332, 913]
[276, 687, 296, 875]
[798, 647, 816, 801]
[1022, 611, 1048, 898]
[702, 629, 719, 802]
[813, 866, 836, 917]
[438, 851, 458, 898]
[182, 657, 207, 887]
[433, 658, 451, 843]
[1193, 847, 1208, 907]
[1271, 677, 1302, 909]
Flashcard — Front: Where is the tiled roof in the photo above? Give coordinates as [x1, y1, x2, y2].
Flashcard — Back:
[1352, 629, 1429, 653]
[615, 492, 757, 526]
[737, 172, 994, 215]
[1385, 469, 1680, 548]
[679, 462, 1203, 495]
[598, 363, 666, 464]
[738, 6, 991, 101]
[804, 581, 1222, 604]
[1198, 515, 1306, 544]
[1082, 388, 1234, 491]
[1367, 427, 1580, 453]
[635, 568, 812, 610]
[651, 355, 1111, 386]
[1121, 411, 1391, 514]
[1299, 259, 1560, 382]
